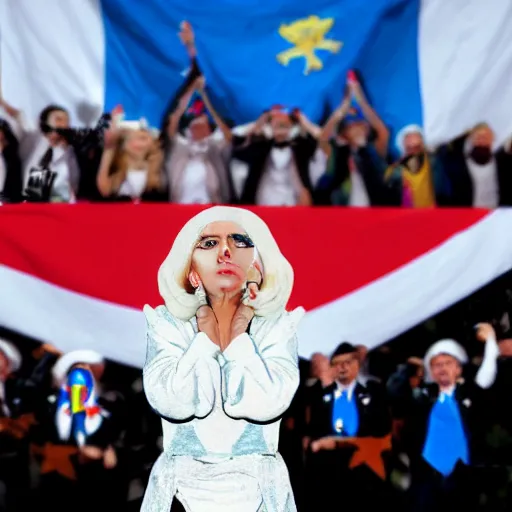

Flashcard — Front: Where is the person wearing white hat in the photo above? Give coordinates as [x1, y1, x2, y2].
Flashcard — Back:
[383, 124, 451, 208]
[388, 325, 500, 512]
[34, 349, 125, 512]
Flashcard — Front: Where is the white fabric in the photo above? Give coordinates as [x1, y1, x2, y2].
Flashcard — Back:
[167, 133, 224, 204]
[3, 210, 512, 367]
[230, 158, 249, 201]
[466, 157, 499, 208]
[0, 107, 23, 141]
[52, 349, 104, 383]
[419, 0, 512, 148]
[118, 168, 148, 199]
[2, 1, 512, 150]
[0, 155, 6, 193]
[474, 336, 500, 389]
[141, 305, 302, 512]
[0, 339, 22, 372]
[256, 148, 301, 206]
[349, 169, 370, 207]
[179, 159, 212, 204]
[0, 0, 105, 127]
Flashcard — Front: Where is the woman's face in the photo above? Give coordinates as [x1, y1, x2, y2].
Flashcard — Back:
[189, 221, 256, 296]
[124, 129, 153, 157]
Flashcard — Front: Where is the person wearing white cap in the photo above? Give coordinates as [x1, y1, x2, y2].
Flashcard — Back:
[141, 206, 304, 512]
[383, 124, 451, 208]
[388, 324, 500, 512]
[34, 349, 124, 512]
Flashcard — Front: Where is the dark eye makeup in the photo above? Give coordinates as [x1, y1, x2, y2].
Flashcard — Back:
[229, 233, 254, 248]
[196, 233, 254, 250]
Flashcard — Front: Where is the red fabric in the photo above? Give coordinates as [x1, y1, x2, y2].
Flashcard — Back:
[63, 405, 101, 417]
[0, 204, 489, 311]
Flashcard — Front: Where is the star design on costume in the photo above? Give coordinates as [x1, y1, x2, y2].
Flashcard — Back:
[276, 15, 342, 75]
[0, 414, 36, 439]
[32, 443, 79, 480]
[312, 434, 392, 479]
[343, 434, 392, 479]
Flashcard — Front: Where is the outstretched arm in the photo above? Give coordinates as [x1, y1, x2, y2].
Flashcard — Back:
[196, 78, 232, 143]
[319, 94, 351, 142]
[350, 81, 389, 158]
[219, 307, 304, 422]
[143, 305, 220, 421]
[474, 323, 500, 389]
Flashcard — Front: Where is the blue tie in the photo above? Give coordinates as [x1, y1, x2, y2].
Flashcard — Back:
[332, 389, 359, 437]
[422, 393, 469, 476]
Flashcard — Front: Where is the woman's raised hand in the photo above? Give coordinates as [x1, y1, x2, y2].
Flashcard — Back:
[245, 263, 263, 301]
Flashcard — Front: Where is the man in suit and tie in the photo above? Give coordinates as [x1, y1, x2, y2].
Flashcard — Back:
[304, 342, 392, 511]
[387, 326, 500, 512]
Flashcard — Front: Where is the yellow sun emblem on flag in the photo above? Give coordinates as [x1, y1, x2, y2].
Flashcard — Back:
[276, 15, 343, 75]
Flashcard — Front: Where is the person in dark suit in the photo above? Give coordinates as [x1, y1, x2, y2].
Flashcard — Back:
[0, 339, 56, 511]
[304, 343, 392, 511]
[387, 327, 500, 512]
[0, 119, 23, 203]
[438, 123, 512, 207]
[231, 107, 321, 206]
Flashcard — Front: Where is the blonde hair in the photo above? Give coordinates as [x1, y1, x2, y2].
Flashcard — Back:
[108, 130, 163, 192]
[157, 206, 294, 320]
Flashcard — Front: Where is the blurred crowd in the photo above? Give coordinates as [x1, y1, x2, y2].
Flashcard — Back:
[2, 276, 512, 512]
[2, 18, 512, 512]
[1, 22, 512, 208]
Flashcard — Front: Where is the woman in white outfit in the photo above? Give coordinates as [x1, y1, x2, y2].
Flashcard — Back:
[142, 206, 304, 512]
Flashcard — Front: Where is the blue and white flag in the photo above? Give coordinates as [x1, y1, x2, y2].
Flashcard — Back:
[1, 0, 512, 149]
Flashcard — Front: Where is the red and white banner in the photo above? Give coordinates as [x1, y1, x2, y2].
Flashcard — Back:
[0, 205, 511, 367]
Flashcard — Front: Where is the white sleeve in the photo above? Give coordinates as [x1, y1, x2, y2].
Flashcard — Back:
[143, 305, 220, 421]
[219, 307, 304, 422]
[475, 336, 500, 389]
